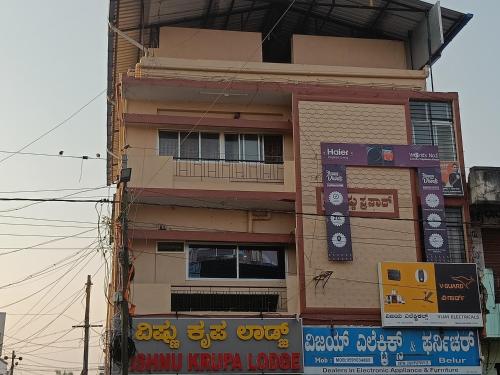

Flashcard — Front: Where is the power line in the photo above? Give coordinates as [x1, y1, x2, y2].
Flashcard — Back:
[0, 244, 95, 290]
[9, 252, 100, 340]
[0, 222, 95, 229]
[0, 228, 97, 256]
[0, 150, 105, 161]
[0, 197, 112, 203]
[0, 186, 109, 194]
[0, 213, 97, 225]
[0, 89, 106, 166]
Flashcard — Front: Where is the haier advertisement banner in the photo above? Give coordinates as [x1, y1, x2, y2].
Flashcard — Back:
[302, 326, 481, 374]
[128, 317, 303, 373]
[378, 262, 482, 327]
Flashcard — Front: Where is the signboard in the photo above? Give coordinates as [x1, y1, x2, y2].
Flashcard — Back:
[321, 143, 449, 262]
[303, 326, 481, 375]
[316, 188, 399, 218]
[322, 164, 352, 261]
[129, 317, 303, 373]
[321, 143, 440, 167]
[378, 262, 482, 327]
[418, 167, 449, 262]
[410, 1, 444, 69]
[441, 161, 464, 196]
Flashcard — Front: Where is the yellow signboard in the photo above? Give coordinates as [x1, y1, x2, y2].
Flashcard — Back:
[378, 262, 482, 327]
[379, 262, 438, 313]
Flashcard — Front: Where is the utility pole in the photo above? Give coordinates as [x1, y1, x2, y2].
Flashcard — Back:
[119, 166, 132, 375]
[4, 350, 21, 375]
[72, 275, 102, 375]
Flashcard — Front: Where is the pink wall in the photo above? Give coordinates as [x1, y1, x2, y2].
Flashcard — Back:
[292, 35, 407, 69]
[156, 27, 263, 62]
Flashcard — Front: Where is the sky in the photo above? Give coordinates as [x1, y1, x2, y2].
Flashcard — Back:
[0, 1, 498, 375]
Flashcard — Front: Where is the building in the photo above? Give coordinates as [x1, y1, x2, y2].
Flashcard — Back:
[106, 1, 482, 374]
[469, 167, 500, 374]
[0, 358, 7, 375]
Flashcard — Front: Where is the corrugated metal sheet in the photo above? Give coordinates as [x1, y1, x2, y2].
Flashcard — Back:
[106, 0, 472, 183]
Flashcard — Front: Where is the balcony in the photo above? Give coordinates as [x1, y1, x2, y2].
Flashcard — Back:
[170, 285, 287, 313]
[175, 158, 284, 183]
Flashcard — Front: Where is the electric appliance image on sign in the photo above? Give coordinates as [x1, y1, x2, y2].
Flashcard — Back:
[126, 317, 303, 374]
[321, 143, 449, 263]
[378, 262, 482, 327]
[302, 326, 481, 375]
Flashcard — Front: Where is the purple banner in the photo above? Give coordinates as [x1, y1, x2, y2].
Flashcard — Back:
[418, 167, 450, 262]
[322, 164, 353, 261]
[321, 143, 440, 167]
[319, 143, 450, 263]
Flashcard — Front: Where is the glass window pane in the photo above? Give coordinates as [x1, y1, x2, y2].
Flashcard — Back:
[224, 134, 239, 161]
[157, 242, 184, 252]
[189, 245, 236, 278]
[410, 101, 456, 160]
[243, 134, 259, 161]
[412, 121, 432, 145]
[200, 133, 219, 160]
[159, 132, 178, 157]
[445, 207, 466, 263]
[238, 246, 285, 279]
[430, 102, 453, 121]
[179, 132, 199, 159]
[433, 121, 457, 160]
[263, 135, 283, 164]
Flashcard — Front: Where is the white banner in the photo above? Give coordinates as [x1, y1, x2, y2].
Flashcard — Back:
[382, 312, 483, 327]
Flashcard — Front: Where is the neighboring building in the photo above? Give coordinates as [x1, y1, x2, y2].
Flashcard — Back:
[469, 167, 500, 374]
[106, 1, 481, 374]
[0, 358, 7, 375]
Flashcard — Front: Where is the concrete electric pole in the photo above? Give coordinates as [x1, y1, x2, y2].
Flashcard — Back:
[4, 350, 21, 375]
[72, 275, 102, 375]
[119, 166, 132, 375]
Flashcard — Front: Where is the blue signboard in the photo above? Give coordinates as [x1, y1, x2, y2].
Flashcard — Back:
[303, 326, 481, 374]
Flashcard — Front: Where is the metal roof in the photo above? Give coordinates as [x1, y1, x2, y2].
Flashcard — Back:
[106, 0, 472, 183]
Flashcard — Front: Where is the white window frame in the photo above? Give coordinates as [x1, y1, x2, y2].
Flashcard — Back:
[159, 130, 284, 164]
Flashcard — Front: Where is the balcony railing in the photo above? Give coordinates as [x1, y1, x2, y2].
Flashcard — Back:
[175, 158, 284, 183]
[171, 285, 287, 312]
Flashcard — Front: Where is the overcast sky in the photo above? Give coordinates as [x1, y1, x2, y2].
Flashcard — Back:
[0, 1, 498, 374]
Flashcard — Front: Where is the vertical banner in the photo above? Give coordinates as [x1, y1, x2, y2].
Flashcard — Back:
[441, 161, 464, 196]
[322, 164, 352, 261]
[418, 167, 450, 262]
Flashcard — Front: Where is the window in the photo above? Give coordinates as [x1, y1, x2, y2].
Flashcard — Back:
[159, 132, 177, 157]
[410, 101, 457, 160]
[159, 131, 220, 160]
[188, 244, 285, 279]
[224, 134, 283, 163]
[159, 131, 283, 163]
[445, 207, 466, 263]
[157, 242, 184, 252]
[171, 292, 282, 312]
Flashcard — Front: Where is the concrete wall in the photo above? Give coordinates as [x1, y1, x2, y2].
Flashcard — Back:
[155, 27, 262, 62]
[297, 101, 417, 309]
[292, 35, 407, 69]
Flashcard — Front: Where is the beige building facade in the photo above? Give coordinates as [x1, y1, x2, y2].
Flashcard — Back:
[106, 1, 479, 373]
[109, 25, 470, 319]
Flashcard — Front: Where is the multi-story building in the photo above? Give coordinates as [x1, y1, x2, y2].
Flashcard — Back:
[106, 1, 483, 374]
[469, 167, 500, 374]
